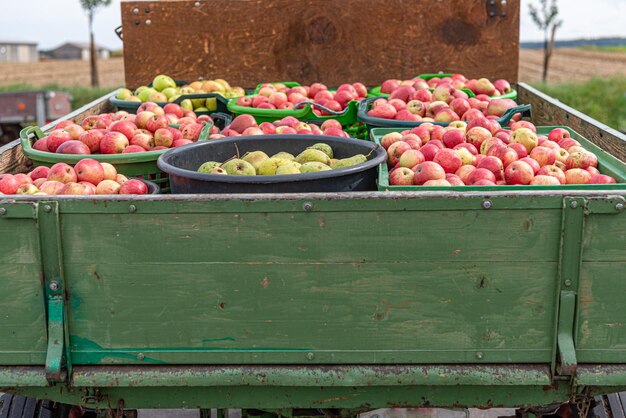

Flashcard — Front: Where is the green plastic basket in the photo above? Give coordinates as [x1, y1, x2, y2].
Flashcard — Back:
[371, 126, 626, 191]
[367, 85, 476, 99]
[253, 81, 301, 94]
[357, 98, 531, 131]
[19, 122, 214, 192]
[110, 91, 232, 116]
[368, 75, 517, 100]
[418, 73, 518, 100]
[228, 97, 360, 126]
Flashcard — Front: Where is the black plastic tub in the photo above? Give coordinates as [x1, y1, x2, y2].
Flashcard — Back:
[139, 179, 161, 195]
[157, 135, 386, 193]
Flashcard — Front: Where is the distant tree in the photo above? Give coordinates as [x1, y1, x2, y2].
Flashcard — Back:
[80, 0, 112, 87]
[529, 0, 562, 83]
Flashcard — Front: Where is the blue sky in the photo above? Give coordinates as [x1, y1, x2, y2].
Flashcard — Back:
[0, 0, 625, 50]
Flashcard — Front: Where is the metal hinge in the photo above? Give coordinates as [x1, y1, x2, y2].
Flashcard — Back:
[37, 202, 72, 383]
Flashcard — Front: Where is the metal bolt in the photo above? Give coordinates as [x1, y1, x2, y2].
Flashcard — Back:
[128, 204, 137, 213]
[564, 280, 572, 287]
[481, 200, 492, 209]
[303, 202, 313, 212]
[0, 208, 6, 216]
[145, 19, 152, 25]
[136, 353, 145, 361]
[570, 201, 578, 209]
[194, 1, 201, 6]
[43, 205, 52, 212]
[132, 7, 139, 14]
[49, 282, 59, 291]
[476, 352, 484, 359]
[616, 203, 624, 211]
[306, 352, 315, 360]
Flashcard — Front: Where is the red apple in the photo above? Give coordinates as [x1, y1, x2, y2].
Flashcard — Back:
[47, 163, 77, 183]
[433, 148, 462, 173]
[0, 174, 20, 194]
[530, 146, 556, 167]
[442, 129, 465, 148]
[399, 149, 425, 168]
[413, 161, 446, 185]
[122, 145, 147, 153]
[110, 120, 137, 140]
[29, 166, 50, 181]
[530, 175, 561, 185]
[46, 130, 73, 153]
[39, 180, 65, 195]
[119, 179, 148, 195]
[75, 158, 105, 184]
[589, 174, 617, 184]
[56, 140, 91, 155]
[154, 128, 174, 147]
[548, 128, 570, 143]
[456, 165, 476, 183]
[146, 114, 169, 132]
[389, 167, 415, 185]
[466, 167, 496, 185]
[537, 165, 566, 184]
[504, 160, 535, 185]
[96, 179, 121, 194]
[564, 168, 591, 184]
[507, 143, 528, 159]
[387, 141, 411, 166]
[100, 132, 129, 154]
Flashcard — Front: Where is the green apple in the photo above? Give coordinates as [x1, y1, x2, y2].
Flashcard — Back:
[222, 159, 256, 176]
[180, 99, 193, 111]
[242, 151, 269, 171]
[300, 162, 331, 173]
[271, 152, 295, 161]
[148, 92, 168, 102]
[295, 149, 330, 165]
[116, 88, 133, 100]
[162, 87, 179, 99]
[197, 161, 222, 173]
[152, 74, 176, 92]
[138, 87, 157, 102]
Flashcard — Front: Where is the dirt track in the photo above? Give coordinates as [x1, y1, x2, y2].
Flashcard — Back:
[0, 49, 624, 88]
[518, 48, 626, 83]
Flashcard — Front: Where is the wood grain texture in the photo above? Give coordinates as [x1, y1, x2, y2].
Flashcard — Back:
[66, 261, 556, 364]
[121, 0, 520, 88]
[576, 262, 626, 362]
[60, 209, 562, 264]
[0, 263, 47, 365]
[582, 210, 626, 262]
[518, 83, 626, 162]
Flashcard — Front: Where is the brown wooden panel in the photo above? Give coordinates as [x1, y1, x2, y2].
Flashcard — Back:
[121, 0, 519, 88]
[518, 83, 626, 162]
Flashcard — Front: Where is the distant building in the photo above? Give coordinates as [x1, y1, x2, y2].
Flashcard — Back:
[47, 42, 110, 60]
[0, 40, 38, 62]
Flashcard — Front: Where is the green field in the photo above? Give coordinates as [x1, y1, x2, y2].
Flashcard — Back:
[579, 45, 626, 53]
[532, 75, 626, 132]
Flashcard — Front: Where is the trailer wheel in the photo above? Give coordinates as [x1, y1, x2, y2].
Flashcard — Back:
[0, 394, 101, 418]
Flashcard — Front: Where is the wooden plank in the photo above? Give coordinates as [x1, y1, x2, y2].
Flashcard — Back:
[0, 263, 47, 365]
[121, 0, 519, 88]
[582, 211, 626, 262]
[65, 261, 556, 364]
[0, 219, 42, 264]
[60, 208, 562, 264]
[517, 83, 626, 162]
[576, 262, 626, 362]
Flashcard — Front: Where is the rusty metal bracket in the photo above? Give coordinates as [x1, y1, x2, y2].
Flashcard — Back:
[37, 201, 72, 383]
[554, 197, 586, 379]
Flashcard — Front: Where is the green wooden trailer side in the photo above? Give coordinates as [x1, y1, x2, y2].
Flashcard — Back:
[0, 84, 625, 415]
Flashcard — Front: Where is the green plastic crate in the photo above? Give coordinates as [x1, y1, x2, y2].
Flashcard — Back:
[368, 75, 518, 100]
[371, 126, 626, 191]
[110, 91, 231, 116]
[19, 122, 214, 192]
[358, 98, 530, 131]
[228, 97, 359, 126]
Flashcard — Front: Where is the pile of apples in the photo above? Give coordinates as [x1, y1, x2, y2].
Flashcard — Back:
[116, 74, 245, 112]
[234, 82, 367, 115]
[382, 118, 617, 187]
[32, 102, 219, 155]
[0, 159, 149, 195]
[367, 82, 518, 123]
[381, 74, 512, 97]
[208, 114, 350, 139]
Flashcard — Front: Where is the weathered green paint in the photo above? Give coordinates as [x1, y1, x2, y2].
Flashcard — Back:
[0, 202, 46, 365]
[68, 365, 552, 387]
[1, 191, 625, 409]
[7, 384, 572, 410]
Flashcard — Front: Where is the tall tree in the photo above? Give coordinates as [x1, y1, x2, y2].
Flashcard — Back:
[529, 0, 562, 83]
[80, 0, 112, 87]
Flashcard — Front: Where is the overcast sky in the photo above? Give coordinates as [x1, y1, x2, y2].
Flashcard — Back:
[0, 0, 625, 50]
